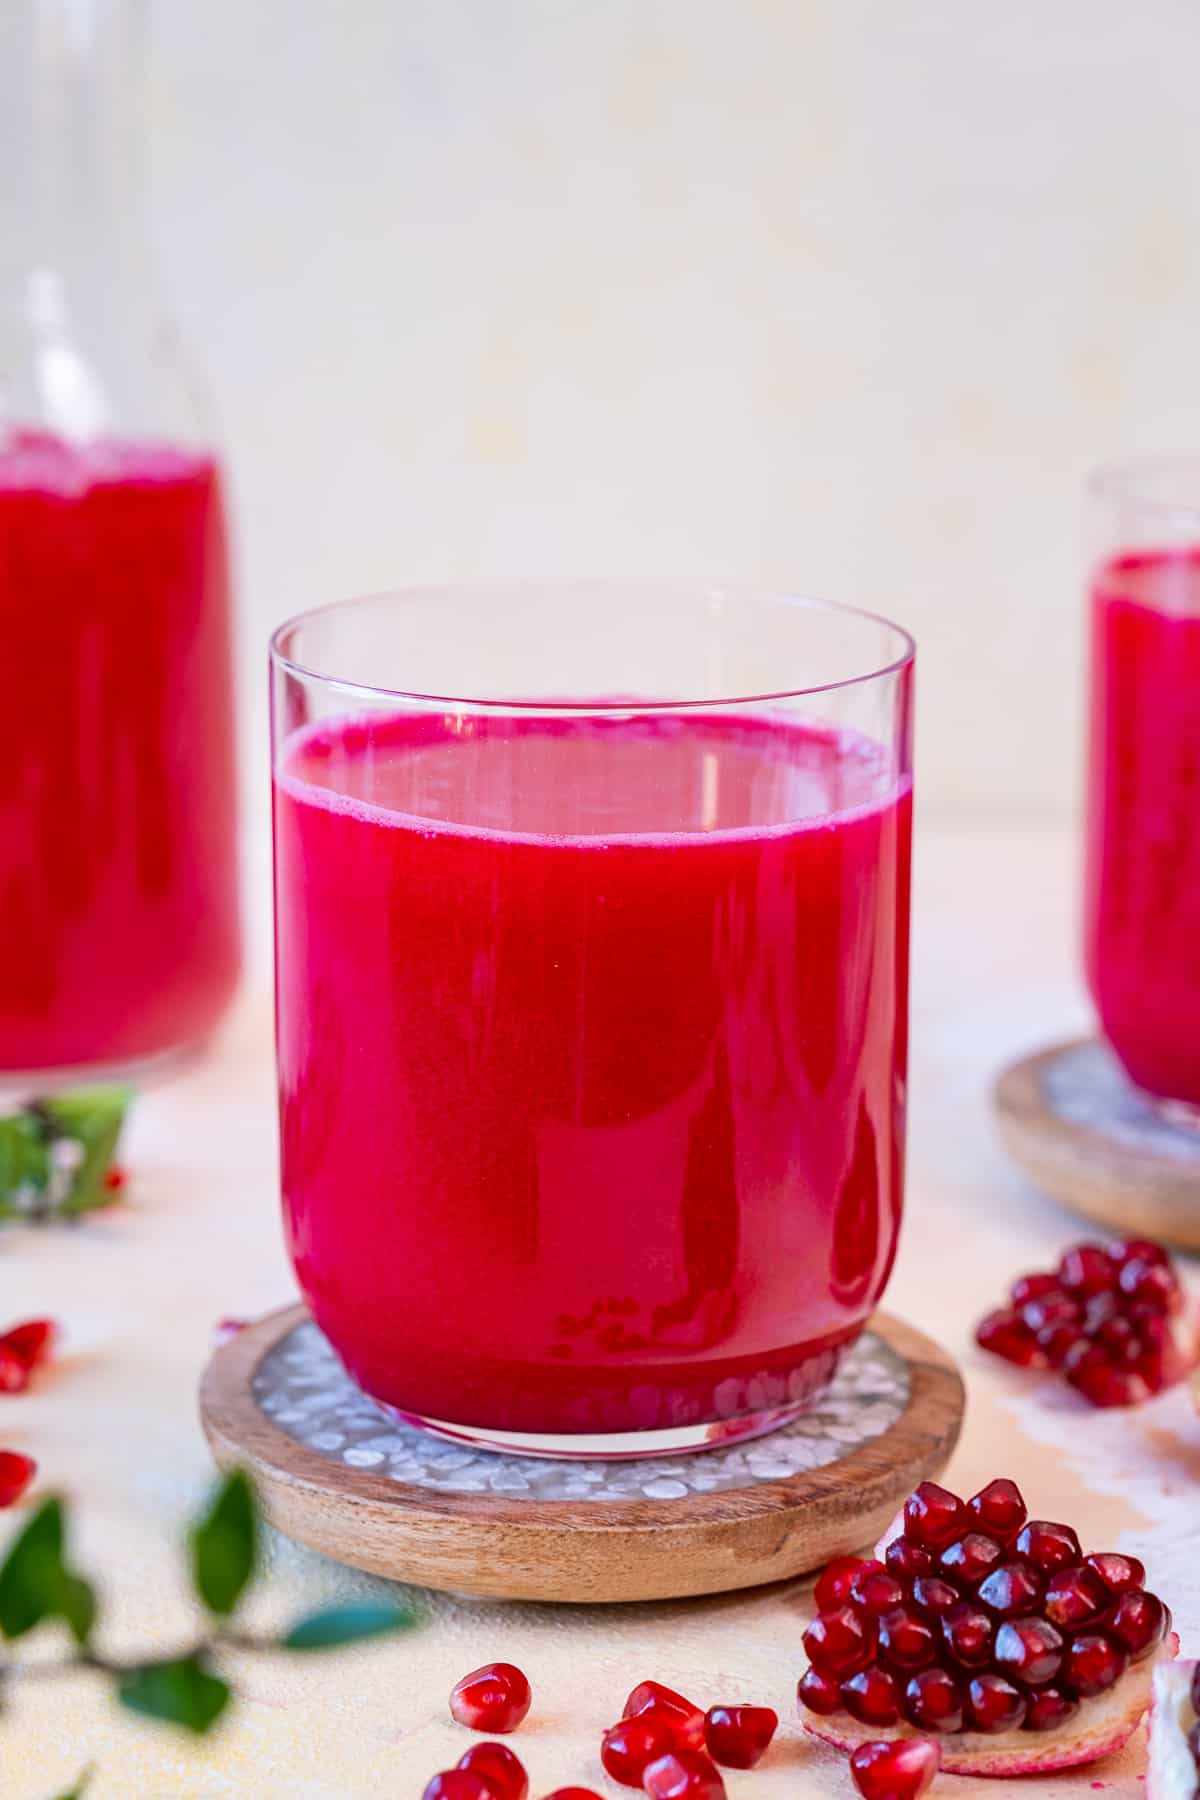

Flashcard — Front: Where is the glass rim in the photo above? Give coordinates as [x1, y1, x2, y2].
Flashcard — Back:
[1087, 453, 1200, 528]
[269, 582, 916, 713]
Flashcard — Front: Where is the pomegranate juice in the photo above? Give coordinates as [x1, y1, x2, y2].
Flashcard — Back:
[0, 431, 240, 1071]
[1085, 548, 1200, 1108]
[274, 710, 911, 1438]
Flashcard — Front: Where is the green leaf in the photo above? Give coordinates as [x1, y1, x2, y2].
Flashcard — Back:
[0, 1497, 65, 1639]
[189, 1469, 257, 1617]
[59, 1572, 97, 1646]
[118, 1656, 231, 1735]
[280, 1600, 416, 1651]
[0, 1113, 50, 1198]
[41, 1085, 130, 1216]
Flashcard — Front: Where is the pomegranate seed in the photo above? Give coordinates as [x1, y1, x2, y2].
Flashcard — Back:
[1037, 1322, 1083, 1366]
[1085, 1551, 1145, 1596]
[703, 1705, 777, 1769]
[543, 1793, 603, 1800]
[966, 1478, 1027, 1542]
[816, 1555, 874, 1612]
[994, 1617, 1064, 1687]
[0, 1350, 29, 1394]
[1117, 1237, 1170, 1268]
[0, 1450, 36, 1507]
[104, 1164, 127, 1191]
[940, 1532, 1004, 1588]
[1061, 1632, 1127, 1697]
[802, 1606, 876, 1679]
[849, 1564, 906, 1616]
[877, 1606, 937, 1672]
[885, 1539, 934, 1581]
[797, 1668, 842, 1715]
[976, 1560, 1044, 1618]
[1068, 1359, 1151, 1408]
[623, 1681, 705, 1750]
[423, 1775, 495, 1800]
[0, 1319, 57, 1370]
[1058, 1244, 1117, 1296]
[1108, 1589, 1168, 1660]
[457, 1743, 528, 1800]
[902, 1666, 964, 1733]
[641, 1749, 726, 1800]
[975, 1310, 1046, 1368]
[965, 1671, 1027, 1732]
[602, 1717, 683, 1788]
[1022, 1685, 1079, 1732]
[1096, 1315, 1140, 1361]
[1043, 1565, 1110, 1630]
[1020, 1293, 1081, 1334]
[841, 1666, 901, 1726]
[1009, 1272, 1062, 1306]
[449, 1663, 531, 1734]
[1015, 1520, 1081, 1573]
[904, 1482, 967, 1550]
[1118, 1256, 1178, 1310]
[910, 1576, 961, 1621]
[849, 1738, 940, 1800]
[939, 1601, 995, 1668]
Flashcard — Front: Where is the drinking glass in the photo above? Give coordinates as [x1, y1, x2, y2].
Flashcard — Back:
[272, 586, 914, 1456]
[1084, 458, 1200, 1119]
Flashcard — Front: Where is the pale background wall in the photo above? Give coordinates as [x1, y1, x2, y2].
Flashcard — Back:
[146, 0, 1200, 949]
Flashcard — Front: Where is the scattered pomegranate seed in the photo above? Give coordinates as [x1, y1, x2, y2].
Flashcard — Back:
[0, 1349, 29, 1394]
[702, 1705, 777, 1769]
[976, 1237, 1198, 1406]
[623, 1681, 705, 1750]
[601, 1716, 681, 1787]
[798, 1475, 1172, 1771]
[457, 1742, 528, 1800]
[641, 1749, 726, 1800]
[841, 1665, 901, 1726]
[0, 1319, 58, 1371]
[423, 1773, 495, 1800]
[449, 1663, 531, 1734]
[0, 1450, 36, 1507]
[816, 1555, 875, 1612]
[104, 1164, 127, 1191]
[541, 1792, 603, 1800]
[849, 1738, 940, 1800]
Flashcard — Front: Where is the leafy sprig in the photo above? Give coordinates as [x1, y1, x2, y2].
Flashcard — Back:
[0, 1470, 416, 1737]
[0, 1087, 130, 1222]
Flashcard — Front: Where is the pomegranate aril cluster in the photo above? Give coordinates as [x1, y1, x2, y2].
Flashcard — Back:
[798, 1478, 1170, 1739]
[976, 1237, 1197, 1406]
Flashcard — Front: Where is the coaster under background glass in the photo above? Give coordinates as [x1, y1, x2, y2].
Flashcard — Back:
[199, 1305, 963, 1603]
[994, 1038, 1200, 1252]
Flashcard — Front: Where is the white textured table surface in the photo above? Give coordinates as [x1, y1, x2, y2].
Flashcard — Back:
[4, 830, 1197, 1799]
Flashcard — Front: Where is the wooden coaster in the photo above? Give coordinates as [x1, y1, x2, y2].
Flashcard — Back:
[994, 1038, 1200, 1252]
[199, 1306, 963, 1604]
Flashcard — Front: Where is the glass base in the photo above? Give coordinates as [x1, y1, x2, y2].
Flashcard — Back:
[381, 1399, 812, 1461]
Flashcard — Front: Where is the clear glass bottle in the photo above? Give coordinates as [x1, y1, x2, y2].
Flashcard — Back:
[0, 0, 240, 1076]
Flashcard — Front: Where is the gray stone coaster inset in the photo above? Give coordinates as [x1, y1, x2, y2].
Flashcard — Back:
[252, 1321, 911, 1503]
[1042, 1041, 1200, 1163]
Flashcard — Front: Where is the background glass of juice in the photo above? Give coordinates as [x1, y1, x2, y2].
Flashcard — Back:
[1085, 458, 1200, 1120]
[272, 587, 914, 1455]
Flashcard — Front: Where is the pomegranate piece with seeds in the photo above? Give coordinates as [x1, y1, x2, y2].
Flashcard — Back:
[849, 1738, 940, 1800]
[703, 1705, 777, 1768]
[449, 1663, 531, 1734]
[641, 1749, 726, 1800]
[0, 1450, 36, 1507]
[799, 1476, 1176, 1775]
[623, 1680, 705, 1751]
[457, 1743, 528, 1800]
[975, 1237, 1199, 1406]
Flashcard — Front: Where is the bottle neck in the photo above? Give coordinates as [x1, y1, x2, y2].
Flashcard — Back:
[1, 0, 151, 300]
